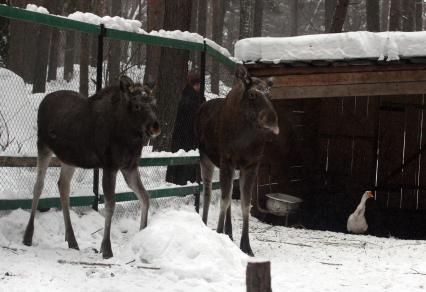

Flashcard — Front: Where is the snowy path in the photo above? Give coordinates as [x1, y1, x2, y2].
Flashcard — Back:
[0, 200, 426, 291]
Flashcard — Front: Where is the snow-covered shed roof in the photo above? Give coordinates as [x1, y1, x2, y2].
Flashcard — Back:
[235, 31, 426, 64]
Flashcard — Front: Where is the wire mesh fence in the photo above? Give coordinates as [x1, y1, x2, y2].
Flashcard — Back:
[0, 5, 236, 214]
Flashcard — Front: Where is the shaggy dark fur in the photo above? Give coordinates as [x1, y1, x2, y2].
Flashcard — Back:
[23, 76, 160, 259]
[196, 66, 279, 256]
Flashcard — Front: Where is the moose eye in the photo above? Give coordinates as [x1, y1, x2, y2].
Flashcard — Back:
[248, 91, 257, 99]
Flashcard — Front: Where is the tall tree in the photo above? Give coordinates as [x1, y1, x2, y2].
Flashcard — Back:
[106, 0, 122, 85]
[63, 0, 77, 82]
[253, 0, 264, 37]
[143, 0, 164, 84]
[79, 0, 90, 96]
[415, 0, 423, 31]
[32, 0, 55, 93]
[47, 1, 63, 81]
[211, 0, 226, 95]
[7, 0, 27, 78]
[325, 0, 337, 32]
[90, 0, 107, 67]
[290, 0, 298, 36]
[367, 0, 380, 31]
[193, 0, 207, 70]
[402, 0, 415, 31]
[329, 0, 350, 33]
[154, 0, 192, 151]
[380, 0, 390, 31]
[239, 0, 255, 39]
[389, 0, 401, 31]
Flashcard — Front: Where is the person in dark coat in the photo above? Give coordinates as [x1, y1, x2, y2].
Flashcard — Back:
[166, 73, 204, 185]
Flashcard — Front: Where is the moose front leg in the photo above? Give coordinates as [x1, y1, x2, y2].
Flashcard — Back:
[200, 154, 215, 224]
[239, 164, 258, 257]
[217, 163, 234, 239]
[100, 168, 117, 259]
[121, 166, 149, 230]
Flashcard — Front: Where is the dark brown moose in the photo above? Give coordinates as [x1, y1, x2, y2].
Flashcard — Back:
[23, 76, 160, 259]
[196, 66, 279, 256]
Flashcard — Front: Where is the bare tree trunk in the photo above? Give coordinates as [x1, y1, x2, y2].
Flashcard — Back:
[90, 0, 107, 67]
[380, 0, 390, 31]
[107, 0, 122, 86]
[415, 0, 423, 31]
[389, 0, 401, 31]
[325, 0, 337, 32]
[211, 0, 226, 95]
[193, 0, 207, 70]
[367, 0, 380, 31]
[63, 0, 77, 82]
[239, 0, 255, 39]
[8, 0, 27, 78]
[154, 0, 192, 151]
[188, 0, 199, 69]
[289, 0, 298, 36]
[79, 1, 90, 96]
[402, 0, 415, 31]
[253, 0, 264, 37]
[143, 0, 164, 84]
[32, 0, 56, 93]
[329, 0, 350, 33]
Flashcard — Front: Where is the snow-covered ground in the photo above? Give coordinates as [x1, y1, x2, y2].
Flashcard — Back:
[0, 198, 425, 292]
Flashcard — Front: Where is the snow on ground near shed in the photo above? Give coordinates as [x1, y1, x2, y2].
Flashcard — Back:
[235, 31, 426, 63]
[1, 200, 426, 291]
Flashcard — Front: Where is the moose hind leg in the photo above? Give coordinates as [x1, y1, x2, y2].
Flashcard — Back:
[23, 143, 52, 246]
[58, 163, 78, 250]
[217, 163, 234, 240]
[239, 165, 258, 257]
[121, 167, 149, 230]
[100, 168, 117, 259]
[200, 154, 214, 224]
[224, 204, 233, 241]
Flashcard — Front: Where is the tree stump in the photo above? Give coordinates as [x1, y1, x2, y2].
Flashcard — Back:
[246, 261, 272, 292]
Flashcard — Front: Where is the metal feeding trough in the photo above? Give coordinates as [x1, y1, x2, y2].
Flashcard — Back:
[254, 165, 304, 226]
[264, 193, 303, 226]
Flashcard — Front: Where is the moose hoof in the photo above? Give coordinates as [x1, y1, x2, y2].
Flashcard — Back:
[66, 233, 79, 250]
[226, 233, 234, 241]
[67, 240, 80, 250]
[240, 242, 254, 257]
[23, 227, 34, 246]
[22, 237, 32, 247]
[100, 240, 113, 259]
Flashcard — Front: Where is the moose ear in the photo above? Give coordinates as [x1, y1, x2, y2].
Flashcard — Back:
[266, 77, 274, 87]
[235, 65, 251, 85]
[146, 79, 156, 90]
[119, 75, 134, 92]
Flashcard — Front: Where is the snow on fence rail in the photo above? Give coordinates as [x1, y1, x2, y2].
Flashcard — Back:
[0, 4, 237, 69]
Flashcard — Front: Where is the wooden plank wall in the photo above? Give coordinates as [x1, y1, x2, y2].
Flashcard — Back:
[262, 94, 426, 211]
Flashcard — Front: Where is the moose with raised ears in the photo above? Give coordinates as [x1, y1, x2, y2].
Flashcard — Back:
[23, 75, 160, 259]
[196, 65, 279, 256]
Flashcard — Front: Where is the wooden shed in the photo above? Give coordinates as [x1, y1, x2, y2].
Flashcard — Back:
[246, 58, 426, 238]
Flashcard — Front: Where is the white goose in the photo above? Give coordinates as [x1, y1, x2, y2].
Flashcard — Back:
[347, 191, 374, 234]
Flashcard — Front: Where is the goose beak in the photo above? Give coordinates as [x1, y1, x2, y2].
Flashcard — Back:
[367, 191, 374, 198]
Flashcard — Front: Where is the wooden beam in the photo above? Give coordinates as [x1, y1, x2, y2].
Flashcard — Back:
[272, 70, 426, 87]
[247, 62, 426, 77]
[272, 81, 426, 99]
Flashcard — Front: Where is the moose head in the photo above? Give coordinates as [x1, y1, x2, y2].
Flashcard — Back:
[119, 75, 161, 138]
[235, 66, 279, 136]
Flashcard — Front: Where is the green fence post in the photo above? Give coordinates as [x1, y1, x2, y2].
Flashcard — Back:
[92, 24, 106, 211]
